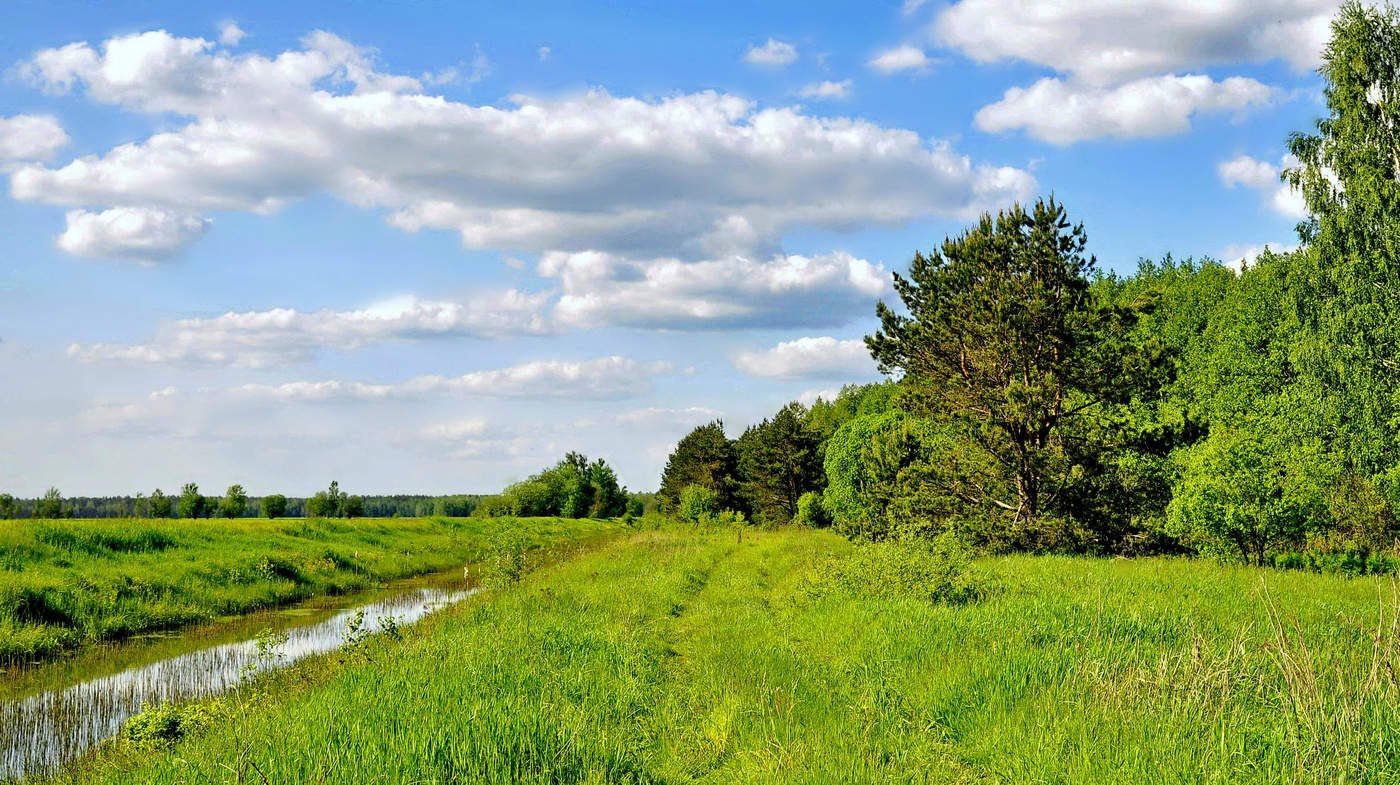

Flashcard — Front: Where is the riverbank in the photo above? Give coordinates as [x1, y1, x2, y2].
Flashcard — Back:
[38, 525, 1400, 784]
[0, 516, 619, 664]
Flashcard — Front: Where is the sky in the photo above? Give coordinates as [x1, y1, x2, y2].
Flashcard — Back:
[0, 0, 1332, 497]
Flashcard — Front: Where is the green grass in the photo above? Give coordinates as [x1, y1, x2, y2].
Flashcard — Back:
[42, 526, 1400, 784]
[0, 516, 617, 664]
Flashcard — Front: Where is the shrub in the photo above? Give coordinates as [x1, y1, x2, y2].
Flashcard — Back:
[813, 532, 989, 605]
[123, 700, 225, 750]
[793, 491, 832, 528]
[677, 485, 720, 523]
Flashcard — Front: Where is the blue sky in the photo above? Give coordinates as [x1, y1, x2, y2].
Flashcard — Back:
[0, 0, 1331, 496]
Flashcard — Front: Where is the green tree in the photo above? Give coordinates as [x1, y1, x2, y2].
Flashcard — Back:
[343, 495, 364, 518]
[308, 481, 344, 518]
[793, 491, 832, 528]
[1167, 428, 1331, 565]
[220, 484, 248, 518]
[677, 484, 720, 523]
[261, 494, 288, 519]
[658, 421, 741, 513]
[1286, 2, 1400, 496]
[34, 487, 64, 519]
[149, 488, 172, 518]
[177, 483, 206, 519]
[867, 198, 1149, 530]
[0, 493, 15, 519]
[736, 403, 824, 525]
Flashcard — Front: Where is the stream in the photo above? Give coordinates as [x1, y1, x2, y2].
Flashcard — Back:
[0, 571, 478, 781]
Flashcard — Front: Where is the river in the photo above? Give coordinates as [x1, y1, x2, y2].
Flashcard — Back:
[0, 569, 478, 781]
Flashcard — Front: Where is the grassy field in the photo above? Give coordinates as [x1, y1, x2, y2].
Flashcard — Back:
[42, 525, 1400, 784]
[0, 516, 617, 664]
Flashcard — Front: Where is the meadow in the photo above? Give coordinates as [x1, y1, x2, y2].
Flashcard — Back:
[0, 516, 617, 664]
[43, 524, 1400, 784]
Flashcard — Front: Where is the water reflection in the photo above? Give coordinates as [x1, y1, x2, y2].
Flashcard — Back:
[0, 586, 474, 781]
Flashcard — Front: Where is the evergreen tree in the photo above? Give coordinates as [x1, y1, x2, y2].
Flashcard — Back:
[867, 198, 1151, 530]
[658, 421, 741, 512]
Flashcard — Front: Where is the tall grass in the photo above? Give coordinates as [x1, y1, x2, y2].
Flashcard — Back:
[40, 527, 1400, 784]
[0, 516, 616, 664]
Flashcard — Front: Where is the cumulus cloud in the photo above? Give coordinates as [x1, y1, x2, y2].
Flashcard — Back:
[415, 418, 536, 459]
[1219, 242, 1299, 271]
[12, 29, 1033, 270]
[733, 336, 877, 380]
[936, 0, 1339, 83]
[56, 207, 209, 262]
[218, 22, 246, 46]
[1218, 154, 1308, 219]
[976, 74, 1276, 144]
[868, 46, 932, 74]
[796, 80, 852, 100]
[0, 114, 68, 165]
[541, 251, 890, 329]
[743, 38, 798, 66]
[69, 291, 552, 367]
[933, 1, 1336, 143]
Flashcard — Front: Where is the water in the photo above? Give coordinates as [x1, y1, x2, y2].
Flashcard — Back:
[0, 581, 477, 781]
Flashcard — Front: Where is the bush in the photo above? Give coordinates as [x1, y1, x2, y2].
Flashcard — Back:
[793, 491, 832, 528]
[812, 532, 989, 605]
[677, 485, 720, 524]
[123, 700, 225, 750]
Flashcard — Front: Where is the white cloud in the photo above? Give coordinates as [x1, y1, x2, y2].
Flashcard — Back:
[603, 406, 722, 428]
[538, 46, 551, 62]
[69, 291, 552, 367]
[12, 29, 1032, 268]
[415, 419, 536, 459]
[733, 336, 877, 380]
[744, 38, 798, 66]
[541, 250, 890, 329]
[1219, 242, 1299, 271]
[797, 79, 852, 100]
[230, 356, 670, 401]
[218, 22, 246, 47]
[936, 0, 1339, 83]
[868, 45, 932, 74]
[797, 388, 842, 406]
[1218, 154, 1307, 219]
[976, 74, 1276, 144]
[56, 207, 209, 262]
[83, 357, 674, 435]
[0, 114, 69, 164]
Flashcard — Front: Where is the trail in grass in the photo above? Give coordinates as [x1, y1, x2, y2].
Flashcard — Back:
[38, 527, 1400, 785]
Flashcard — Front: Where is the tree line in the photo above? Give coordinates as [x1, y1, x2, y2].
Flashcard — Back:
[0, 483, 485, 520]
[657, 4, 1400, 569]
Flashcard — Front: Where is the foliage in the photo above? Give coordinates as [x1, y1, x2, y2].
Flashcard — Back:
[261, 494, 288, 519]
[148, 489, 172, 518]
[1167, 428, 1332, 564]
[810, 531, 989, 605]
[867, 198, 1154, 535]
[177, 483, 206, 519]
[478, 453, 630, 519]
[307, 481, 345, 518]
[0, 493, 16, 519]
[735, 402, 824, 525]
[34, 487, 65, 519]
[676, 484, 720, 524]
[792, 491, 831, 528]
[220, 484, 248, 519]
[1287, 1, 1400, 481]
[657, 421, 742, 513]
